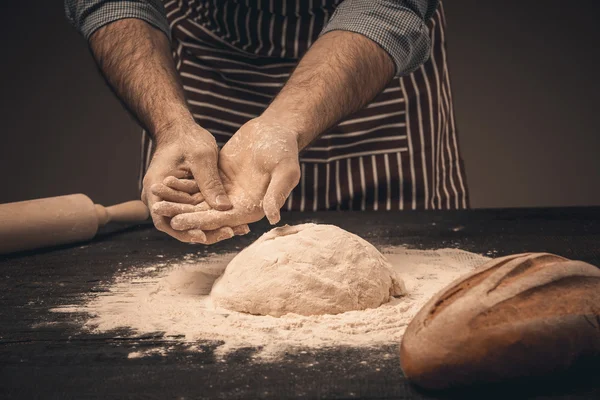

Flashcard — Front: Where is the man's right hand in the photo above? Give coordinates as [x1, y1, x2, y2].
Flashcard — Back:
[86, 19, 247, 244]
[141, 120, 240, 243]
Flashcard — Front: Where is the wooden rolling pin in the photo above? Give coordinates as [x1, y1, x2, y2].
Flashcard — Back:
[0, 194, 149, 255]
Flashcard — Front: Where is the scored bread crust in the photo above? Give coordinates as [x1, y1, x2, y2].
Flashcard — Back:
[399, 253, 600, 390]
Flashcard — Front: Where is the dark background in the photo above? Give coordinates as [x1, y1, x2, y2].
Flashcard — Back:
[1, 0, 598, 208]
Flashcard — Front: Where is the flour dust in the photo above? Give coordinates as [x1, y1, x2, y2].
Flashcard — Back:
[51, 247, 489, 360]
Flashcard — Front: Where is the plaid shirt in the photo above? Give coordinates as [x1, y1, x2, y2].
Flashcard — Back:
[64, 0, 438, 76]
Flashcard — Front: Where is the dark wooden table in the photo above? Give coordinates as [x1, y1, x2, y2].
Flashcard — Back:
[1, 208, 599, 399]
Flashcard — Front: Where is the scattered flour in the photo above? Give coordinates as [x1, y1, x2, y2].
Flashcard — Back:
[51, 246, 489, 360]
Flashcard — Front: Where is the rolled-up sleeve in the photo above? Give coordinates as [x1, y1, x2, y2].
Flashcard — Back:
[320, 0, 439, 76]
[64, 0, 171, 41]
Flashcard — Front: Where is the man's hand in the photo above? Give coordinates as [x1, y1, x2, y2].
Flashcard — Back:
[142, 120, 237, 242]
[153, 118, 301, 231]
[152, 30, 394, 234]
[88, 19, 246, 242]
[148, 174, 251, 244]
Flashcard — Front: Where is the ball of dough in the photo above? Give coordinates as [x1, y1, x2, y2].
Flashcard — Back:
[210, 223, 406, 317]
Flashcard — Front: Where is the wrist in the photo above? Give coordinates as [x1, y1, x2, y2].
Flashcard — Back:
[152, 110, 197, 147]
[250, 116, 301, 148]
[259, 105, 316, 151]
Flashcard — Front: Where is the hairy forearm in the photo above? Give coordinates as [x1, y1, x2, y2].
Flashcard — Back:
[89, 18, 194, 144]
[261, 30, 395, 150]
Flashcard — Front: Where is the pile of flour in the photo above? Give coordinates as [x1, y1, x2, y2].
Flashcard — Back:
[52, 246, 489, 359]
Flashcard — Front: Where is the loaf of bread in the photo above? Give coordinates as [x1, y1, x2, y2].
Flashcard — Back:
[400, 252, 600, 390]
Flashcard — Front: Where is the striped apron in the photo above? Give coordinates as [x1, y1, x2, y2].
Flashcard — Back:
[139, 0, 469, 210]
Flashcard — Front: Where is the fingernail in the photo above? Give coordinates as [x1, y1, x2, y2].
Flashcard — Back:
[171, 216, 186, 230]
[190, 230, 207, 243]
[217, 228, 235, 241]
[233, 225, 250, 236]
[215, 195, 231, 208]
[266, 213, 280, 225]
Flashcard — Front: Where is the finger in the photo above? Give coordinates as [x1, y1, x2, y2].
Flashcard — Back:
[192, 201, 212, 212]
[170, 209, 244, 231]
[232, 224, 250, 236]
[190, 192, 206, 204]
[142, 159, 204, 243]
[151, 212, 208, 243]
[263, 161, 301, 224]
[189, 155, 232, 211]
[152, 201, 198, 217]
[169, 169, 193, 180]
[153, 201, 212, 218]
[188, 227, 235, 245]
[186, 224, 248, 245]
[151, 183, 200, 204]
[147, 186, 207, 242]
[189, 224, 249, 245]
[163, 176, 200, 195]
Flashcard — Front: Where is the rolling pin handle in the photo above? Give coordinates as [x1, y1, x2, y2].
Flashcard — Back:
[95, 200, 150, 227]
[94, 204, 110, 226]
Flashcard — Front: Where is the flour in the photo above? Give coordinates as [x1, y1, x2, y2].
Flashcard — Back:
[51, 246, 489, 360]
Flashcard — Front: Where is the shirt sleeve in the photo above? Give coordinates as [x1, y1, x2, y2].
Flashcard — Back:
[320, 0, 439, 77]
[64, 0, 171, 41]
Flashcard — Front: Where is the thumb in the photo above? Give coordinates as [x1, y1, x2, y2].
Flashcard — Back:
[189, 150, 232, 211]
[263, 161, 301, 225]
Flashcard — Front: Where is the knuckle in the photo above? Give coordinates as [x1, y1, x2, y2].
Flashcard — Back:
[142, 176, 153, 188]
[199, 178, 223, 194]
[195, 145, 218, 160]
[291, 167, 301, 184]
[143, 173, 160, 190]
[163, 176, 178, 185]
[203, 134, 219, 148]
[171, 169, 191, 179]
